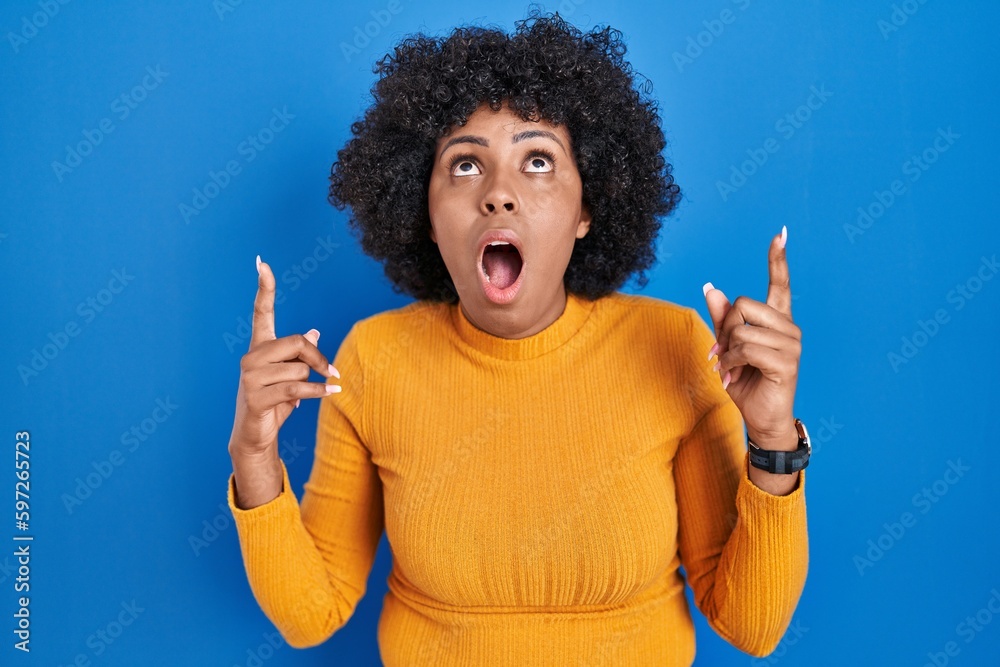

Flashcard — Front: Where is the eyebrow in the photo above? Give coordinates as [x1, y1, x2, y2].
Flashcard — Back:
[437, 130, 567, 163]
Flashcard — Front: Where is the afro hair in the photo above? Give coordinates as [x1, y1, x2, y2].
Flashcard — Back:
[328, 8, 681, 303]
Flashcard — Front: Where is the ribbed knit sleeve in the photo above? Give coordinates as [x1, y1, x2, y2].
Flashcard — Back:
[226, 323, 385, 648]
[673, 309, 809, 657]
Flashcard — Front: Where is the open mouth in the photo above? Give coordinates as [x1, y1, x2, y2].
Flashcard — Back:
[477, 235, 525, 305]
[481, 241, 523, 289]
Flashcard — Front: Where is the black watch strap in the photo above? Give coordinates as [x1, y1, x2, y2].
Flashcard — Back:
[747, 419, 811, 474]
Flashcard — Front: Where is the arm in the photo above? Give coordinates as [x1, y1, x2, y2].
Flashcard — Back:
[227, 324, 384, 648]
[674, 309, 808, 657]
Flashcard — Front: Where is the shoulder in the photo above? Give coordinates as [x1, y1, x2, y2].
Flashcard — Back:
[593, 292, 714, 366]
[594, 293, 721, 411]
[594, 291, 701, 329]
[591, 292, 714, 366]
[347, 299, 451, 345]
[354, 298, 446, 323]
[598, 291, 693, 314]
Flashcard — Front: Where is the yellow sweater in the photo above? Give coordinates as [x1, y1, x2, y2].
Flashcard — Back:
[227, 291, 808, 665]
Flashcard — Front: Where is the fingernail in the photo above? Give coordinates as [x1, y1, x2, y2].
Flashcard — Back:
[779, 225, 787, 249]
[328, 364, 340, 379]
[294, 398, 300, 408]
[708, 342, 719, 360]
[712, 361, 721, 372]
[256, 254, 261, 275]
[326, 384, 341, 394]
[702, 282, 714, 297]
[722, 370, 731, 390]
[306, 329, 321, 343]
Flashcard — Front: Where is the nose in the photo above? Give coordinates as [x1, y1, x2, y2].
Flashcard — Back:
[480, 172, 519, 216]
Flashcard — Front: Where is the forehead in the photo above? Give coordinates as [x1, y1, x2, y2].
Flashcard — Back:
[436, 101, 571, 145]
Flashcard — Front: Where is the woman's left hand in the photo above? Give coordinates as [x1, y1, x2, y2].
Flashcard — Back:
[703, 226, 801, 447]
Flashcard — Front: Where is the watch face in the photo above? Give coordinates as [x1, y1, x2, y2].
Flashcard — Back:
[796, 419, 812, 456]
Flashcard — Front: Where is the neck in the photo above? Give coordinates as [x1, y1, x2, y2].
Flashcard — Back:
[460, 286, 569, 339]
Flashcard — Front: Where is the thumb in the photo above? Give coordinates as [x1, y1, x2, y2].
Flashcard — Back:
[702, 282, 731, 339]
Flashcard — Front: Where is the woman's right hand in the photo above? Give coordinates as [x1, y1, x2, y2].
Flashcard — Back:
[228, 255, 341, 461]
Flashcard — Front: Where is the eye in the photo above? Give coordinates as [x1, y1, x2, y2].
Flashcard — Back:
[448, 155, 481, 176]
[446, 149, 557, 177]
[524, 149, 556, 173]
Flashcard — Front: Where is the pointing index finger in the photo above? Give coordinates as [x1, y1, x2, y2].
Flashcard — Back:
[765, 225, 792, 318]
[251, 254, 276, 348]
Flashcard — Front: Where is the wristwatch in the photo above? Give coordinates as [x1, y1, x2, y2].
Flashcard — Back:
[747, 418, 811, 474]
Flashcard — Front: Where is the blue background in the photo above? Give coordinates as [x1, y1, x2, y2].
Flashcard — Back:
[2, 0, 998, 665]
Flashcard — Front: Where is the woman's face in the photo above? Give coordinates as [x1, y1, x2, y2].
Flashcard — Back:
[427, 100, 591, 339]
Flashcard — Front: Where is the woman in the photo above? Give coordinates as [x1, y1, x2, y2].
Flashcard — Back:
[226, 10, 808, 666]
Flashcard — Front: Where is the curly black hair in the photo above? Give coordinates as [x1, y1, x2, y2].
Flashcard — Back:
[327, 7, 681, 303]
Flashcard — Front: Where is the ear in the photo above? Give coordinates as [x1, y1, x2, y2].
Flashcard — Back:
[575, 202, 592, 239]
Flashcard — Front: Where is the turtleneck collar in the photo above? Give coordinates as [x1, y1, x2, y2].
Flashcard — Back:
[450, 291, 597, 361]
